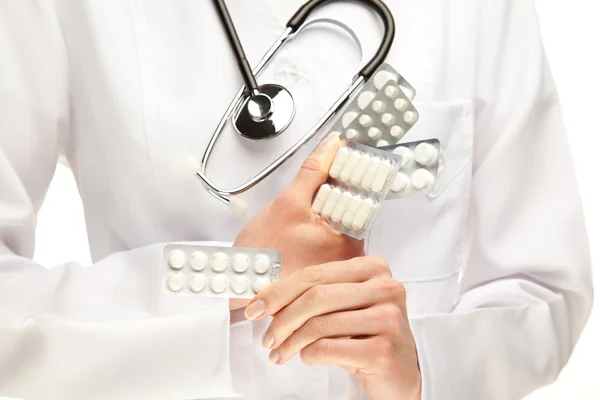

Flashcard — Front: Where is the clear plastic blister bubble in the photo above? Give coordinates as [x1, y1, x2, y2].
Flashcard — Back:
[312, 140, 402, 240]
[328, 64, 419, 147]
[380, 139, 442, 199]
[162, 244, 281, 299]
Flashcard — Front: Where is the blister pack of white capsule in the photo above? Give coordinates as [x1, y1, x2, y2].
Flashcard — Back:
[312, 140, 403, 240]
[162, 244, 281, 299]
[332, 64, 419, 147]
[380, 139, 442, 199]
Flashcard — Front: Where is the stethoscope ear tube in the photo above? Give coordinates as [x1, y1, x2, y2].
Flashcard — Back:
[287, 0, 395, 79]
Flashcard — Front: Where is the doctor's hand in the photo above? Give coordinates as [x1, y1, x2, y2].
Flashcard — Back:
[245, 256, 422, 400]
[233, 133, 364, 276]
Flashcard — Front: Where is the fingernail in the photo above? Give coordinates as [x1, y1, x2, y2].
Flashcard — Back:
[244, 300, 266, 320]
[262, 330, 275, 349]
[269, 349, 280, 364]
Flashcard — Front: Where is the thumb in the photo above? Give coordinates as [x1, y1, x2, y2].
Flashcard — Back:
[289, 133, 341, 199]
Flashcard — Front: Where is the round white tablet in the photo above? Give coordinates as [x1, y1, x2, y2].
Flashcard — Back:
[252, 277, 271, 294]
[393, 146, 413, 168]
[168, 249, 187, 270]
[374, 71, 399, 90]
[394, 98, 408, 111]
[232, 254, 250, 274]
[391, 173, 410, 193]
[188, 274, 207, 293]
[411, 169, 435, 190]
[377, 140, 390, 147]
[381, 113, 394, 126]
[342, 112, 359, 128]
[253, 254, 271, 274]
[211, 252, 229, 272]
[372, 100, 385, 113]
[390, 125, 405, 139]
[414, 143, 439, 167]
[359, 114, 372, 127]
[368, 127, 381, 139]
[384, 85, 398, 98]
[404, 111, 418, 124]
[189, 251, 208, 271]
[345, 128, 359, 140]
[357, 91, 376, 110]
[231, 276, 249, 295]
[167, 272, 185, 292]
[210, 275, 228, 294]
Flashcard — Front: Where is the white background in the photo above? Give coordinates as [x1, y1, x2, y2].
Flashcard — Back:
[26, 1, 600, 399]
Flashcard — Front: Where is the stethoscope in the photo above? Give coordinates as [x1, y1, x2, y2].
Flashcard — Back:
[196, 0, 395, 215]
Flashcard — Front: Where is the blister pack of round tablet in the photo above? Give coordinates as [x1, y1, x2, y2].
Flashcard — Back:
[162, 245, 280, 299]
[312, 140, 403, 240]
[329, 64, 419, 148]
[381, 139, 442, 199]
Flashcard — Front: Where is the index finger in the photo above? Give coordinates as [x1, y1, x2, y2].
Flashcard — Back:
[244, 255, 391, 320]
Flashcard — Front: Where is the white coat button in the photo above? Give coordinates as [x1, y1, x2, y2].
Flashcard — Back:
[275, 64, 300, 86]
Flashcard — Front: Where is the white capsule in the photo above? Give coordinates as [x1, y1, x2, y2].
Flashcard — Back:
[321, 187, 343, 219]
[367, 127, 381, 140]
[342, 195, 364, 228]
[232, 254, 250, 274]
[390, 125, 405, 139]
[372, 100, 385, 113]
[381, 113, 395, 126]
[340, 150, 361, 183]
[393, 146, 413, 168]
[377, 140, 390, 147]
[168, 249, 187, 270]
[312, 184, 332, 214]
[189, 251, 208, 272]
[345, 128, 359, 140]
[359, 114, 372, 127]
[391, 173, 410, 193]
[394, 98, 408, 111]
[210, 275, 228, 294]
[404, 111, 418, 124]
[385, 85, 398, 98]
[188, 274, 207, 293]
[167, 272, 186, 292]
[342, 112, 359, 128]
[360, 157, 382, 190]
[253, 254, 272, 275]
[358, 91, 376, 110]
[411, 169, 436, 190]
[414, 143, 439, 167]
[350, 154, 372, 187]
[331, 191, 353, 223]
[252, 277, 271, 294]
[231, 276, 249, 295]
[211, 252, 229, 272]
[352, 199, 377, 231]
[374, 70, 399, 90]
[371, 160, 393, 193]
[329, 147, 351, 179]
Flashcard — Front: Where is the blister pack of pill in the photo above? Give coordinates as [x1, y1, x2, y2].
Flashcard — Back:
[332, 64, 419, 147]
[312, 140, 402, 239]
[381, 139, 442, 199]
[162, 244, 281, 299]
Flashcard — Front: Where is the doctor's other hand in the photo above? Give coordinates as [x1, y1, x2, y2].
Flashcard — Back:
[233, 133, 364, 275]
[245, 256, 422, 400]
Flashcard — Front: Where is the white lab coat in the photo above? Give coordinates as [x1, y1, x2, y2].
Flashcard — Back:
[0, 0, 593, 399]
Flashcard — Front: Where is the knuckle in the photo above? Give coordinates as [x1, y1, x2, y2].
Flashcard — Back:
[380, 279, 406, 301]
[303, 265, 325, 285]
[305, 285, 327, 306]
[368, 255, 391, 276]
[308, 316, 331, 338]
[301, 156, 323, 174]
[371, 337, 396, 367]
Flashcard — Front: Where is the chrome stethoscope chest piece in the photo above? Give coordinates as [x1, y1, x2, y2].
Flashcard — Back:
[233, 84, 296, 140]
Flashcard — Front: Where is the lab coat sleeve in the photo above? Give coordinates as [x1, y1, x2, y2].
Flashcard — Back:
[409, 2, 593, 399]
[0, 4, 237, 400]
